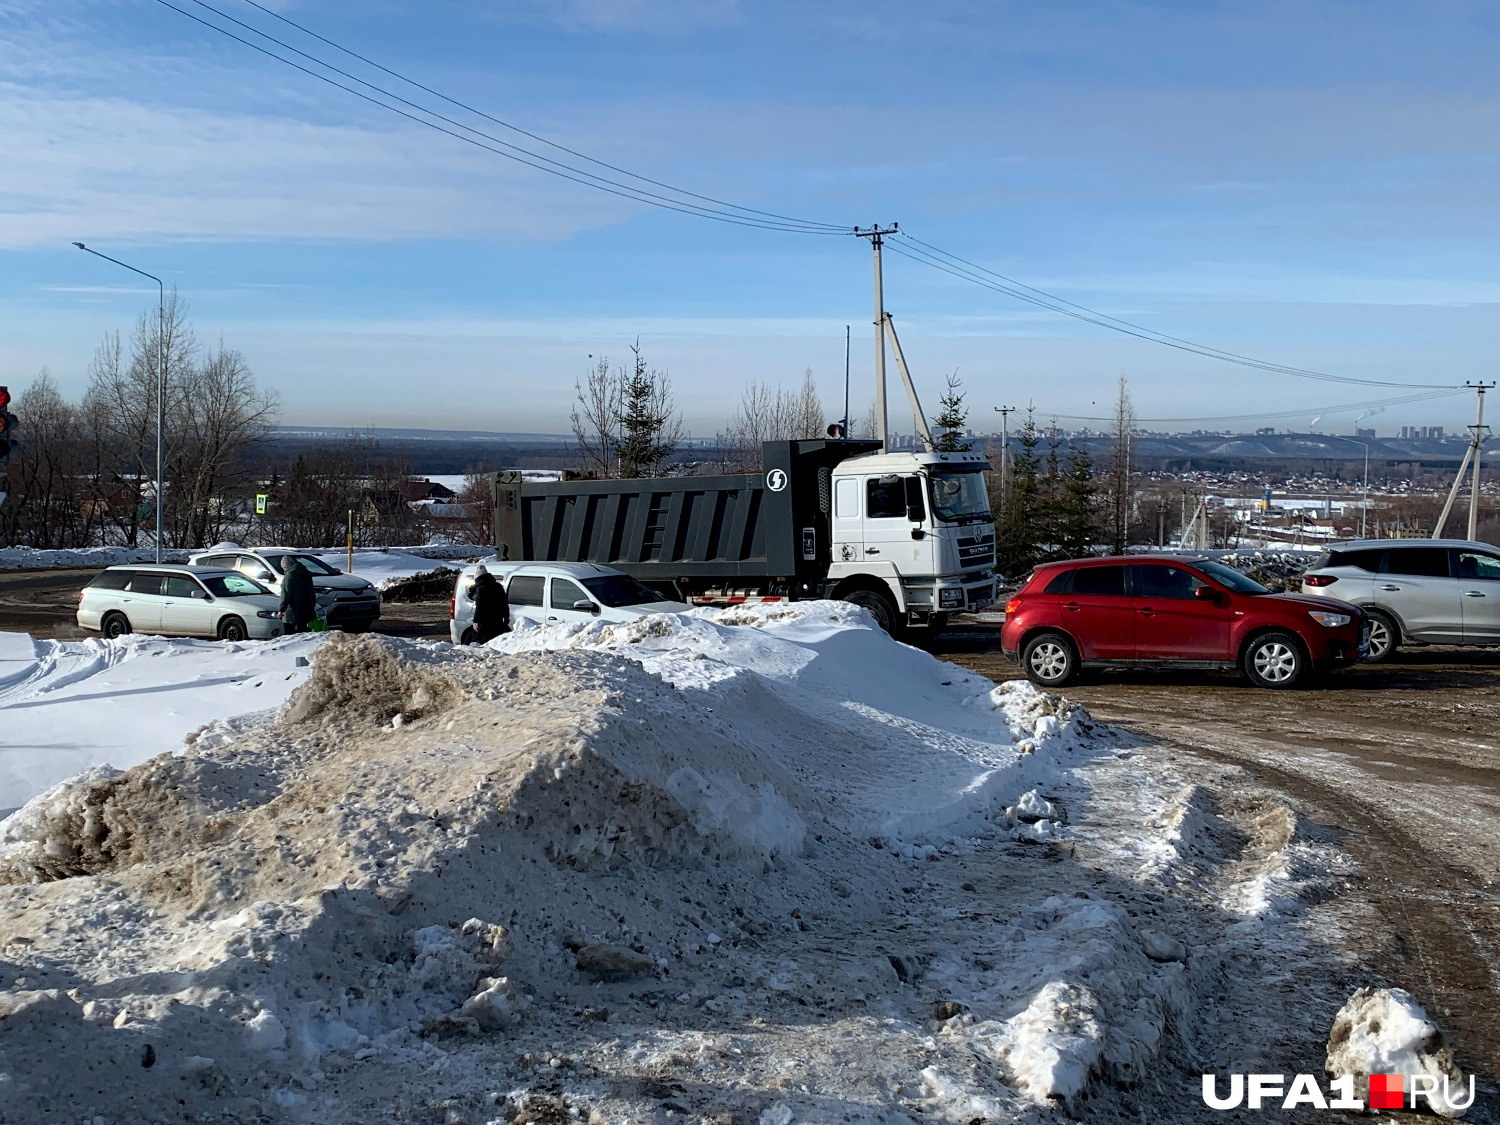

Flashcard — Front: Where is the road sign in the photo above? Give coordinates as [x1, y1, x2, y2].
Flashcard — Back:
[255, 493, 268, 515]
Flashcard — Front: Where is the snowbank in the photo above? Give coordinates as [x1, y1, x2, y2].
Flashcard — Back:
[0, 542, 485, 574]
[0, 546, 190, 570]
[0, 606, 1357, 1123]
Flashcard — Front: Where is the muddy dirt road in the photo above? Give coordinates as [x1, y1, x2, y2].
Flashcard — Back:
[938, 625, 1500, 1089]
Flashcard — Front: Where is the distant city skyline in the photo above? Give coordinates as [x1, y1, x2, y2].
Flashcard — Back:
[4, 1, 1499, 433]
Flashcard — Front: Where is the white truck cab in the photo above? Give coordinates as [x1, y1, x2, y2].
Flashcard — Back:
[827, 449, 996, 628]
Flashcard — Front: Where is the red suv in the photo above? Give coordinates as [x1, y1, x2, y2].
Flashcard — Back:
[1001, 556, 1367, 689]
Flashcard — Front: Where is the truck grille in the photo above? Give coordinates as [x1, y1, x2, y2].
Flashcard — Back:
[957, 532, 995, 567]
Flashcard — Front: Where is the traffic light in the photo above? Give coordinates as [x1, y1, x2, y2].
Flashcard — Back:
[0, 386, 14, 510]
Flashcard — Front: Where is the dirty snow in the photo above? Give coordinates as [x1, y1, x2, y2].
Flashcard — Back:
[1325, 987, 1471, 1118]
[0, 602, 1381, 1123]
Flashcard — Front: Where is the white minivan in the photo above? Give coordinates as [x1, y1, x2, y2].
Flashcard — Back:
[449, 560, 691, 644]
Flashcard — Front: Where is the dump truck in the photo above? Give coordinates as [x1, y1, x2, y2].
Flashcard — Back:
[490, 439, 997, 637]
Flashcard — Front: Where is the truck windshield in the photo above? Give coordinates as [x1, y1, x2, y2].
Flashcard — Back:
[581, 574, 666, 608]
[928, 469, 990, 524]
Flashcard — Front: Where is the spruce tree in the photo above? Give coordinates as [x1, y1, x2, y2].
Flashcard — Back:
[933, 372, 972, 452]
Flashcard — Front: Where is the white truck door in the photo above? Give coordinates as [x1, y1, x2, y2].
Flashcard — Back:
[860, 474, 926, 572]
[831, 476, 864, 565]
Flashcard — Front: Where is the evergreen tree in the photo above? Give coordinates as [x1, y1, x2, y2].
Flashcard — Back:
[1055, 445, 1097, 558]
[994, 411, 1043, 576]
[614, 342, 683, 479]
[933, 372, 972, 452]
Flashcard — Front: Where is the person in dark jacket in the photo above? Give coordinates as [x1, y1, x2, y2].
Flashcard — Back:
[280, 557, 318, 634]
[469, 564, 510, 643]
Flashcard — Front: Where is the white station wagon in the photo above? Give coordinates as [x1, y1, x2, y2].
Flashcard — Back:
[77, 565, 285, 641]
[449, 560, 691, 644]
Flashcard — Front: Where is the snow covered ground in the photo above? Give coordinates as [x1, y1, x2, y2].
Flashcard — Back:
[0, 631, 320, 817]
[0, 605, 1377, 1123]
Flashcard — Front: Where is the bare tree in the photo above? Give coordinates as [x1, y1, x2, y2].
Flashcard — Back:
[1105, 376, 1135, 553]
[169, 341, 280, 548]
[80, 293, 198, 547]
[0, 371, 95, 549]
[570, 356, 620, 478]
[723, 369, 826, 470]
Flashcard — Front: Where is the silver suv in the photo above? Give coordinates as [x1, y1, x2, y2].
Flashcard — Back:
[188, 546, 380, 631]
[1300, 538, 1500, 661]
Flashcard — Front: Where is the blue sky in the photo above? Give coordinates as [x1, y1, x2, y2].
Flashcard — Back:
[3, 0, 1499, 435]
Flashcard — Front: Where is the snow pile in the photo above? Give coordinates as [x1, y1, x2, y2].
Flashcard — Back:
[1325, 987, 1471, 1118]
[490, 602, 1097, 843]
[0, 607, 1353, 1123]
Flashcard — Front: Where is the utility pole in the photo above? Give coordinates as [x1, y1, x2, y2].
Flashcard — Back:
[842, 324, 851, 439]
[854, 225, 899, 452]
[1468, 382, 1491, 542]
[993, 405, 1015, 518]
[1434, 381, 1495, 539]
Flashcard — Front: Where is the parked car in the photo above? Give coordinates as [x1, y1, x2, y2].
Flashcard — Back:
[77, 565, 284, 641]
[450, 560, 692, 644]
[1300, 538, 1500, 662]
[188, 546, 380, 631]
[1001, 555, 1367, 689]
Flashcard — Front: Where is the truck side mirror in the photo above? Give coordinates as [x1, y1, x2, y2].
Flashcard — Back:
[903, 476, 926, 523]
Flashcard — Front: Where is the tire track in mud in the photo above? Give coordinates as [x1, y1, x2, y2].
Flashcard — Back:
[1106, 714, 1500, 1083]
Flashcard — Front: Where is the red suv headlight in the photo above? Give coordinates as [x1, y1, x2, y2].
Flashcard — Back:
[1303, 574, 1338, 587]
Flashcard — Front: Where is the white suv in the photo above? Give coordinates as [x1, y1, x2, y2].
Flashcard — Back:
[449, 560, 690, 644]
[78, 565, 284, 641]
[1300, 538, 1500, 661]
[189, 546, 380, 632]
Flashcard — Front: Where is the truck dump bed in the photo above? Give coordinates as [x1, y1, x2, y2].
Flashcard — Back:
[491, 440, 879, 585]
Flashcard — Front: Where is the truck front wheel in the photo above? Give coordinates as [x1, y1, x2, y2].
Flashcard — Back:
[841, 589, 898, 635]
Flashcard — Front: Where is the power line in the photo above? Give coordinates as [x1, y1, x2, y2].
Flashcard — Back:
[228, 0, 848, 234]
[154, 0, 847, 235]
[152, 0, 1469, 392]
[1036, 388, 1468, 425]
[886, 235, 1459, 390]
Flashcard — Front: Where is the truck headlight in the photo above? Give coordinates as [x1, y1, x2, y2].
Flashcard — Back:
[1308, 610, 1351, 628]
[939, 588, 965, 609]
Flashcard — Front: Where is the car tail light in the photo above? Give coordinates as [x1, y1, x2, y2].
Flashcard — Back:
[1005, 597, 1022, 615]
[448, 594, 456, 619]
[77, 591, 85, 602]
[1304, 574, 1339, 587]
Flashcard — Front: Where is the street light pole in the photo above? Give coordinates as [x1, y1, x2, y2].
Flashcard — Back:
[1332, 435, 1370, 538]
[73, 243, 166, 563]
[993, 405, 1015, 520]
